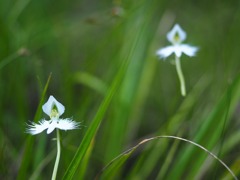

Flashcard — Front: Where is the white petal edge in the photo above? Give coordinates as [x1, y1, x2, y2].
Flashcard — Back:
[167, 24, 186, 44]
[26, 120, 50, 135]
[42, 95, 65, 117]
[55, 118, 80, 131]
[179, 44, 199, 57]
[156, 46, 175, 59]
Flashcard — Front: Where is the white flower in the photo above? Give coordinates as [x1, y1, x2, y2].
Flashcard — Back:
[156, 24, 198, 58]
[26, 95, 80, 135]
[42, 95, 65, 118]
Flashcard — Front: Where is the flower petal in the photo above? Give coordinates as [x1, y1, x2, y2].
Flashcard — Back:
[42, 95, 65, 117]
[156, 46, 175, 59]
[26, 119, 50, 135]
[179, 44, 198, 57]
[172, 45, 183, 57]
[46, 119, 58, 134]
[167, 24, 186, 44]
[55, 118, 80, 131]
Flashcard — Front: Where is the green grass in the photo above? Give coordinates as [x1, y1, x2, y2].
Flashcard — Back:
[1, 0, 240, 179]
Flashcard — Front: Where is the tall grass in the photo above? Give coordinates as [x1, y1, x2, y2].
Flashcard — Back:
[1, 0, 240, 179]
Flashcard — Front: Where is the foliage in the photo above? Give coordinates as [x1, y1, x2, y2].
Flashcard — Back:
[1, 0, 240, 179]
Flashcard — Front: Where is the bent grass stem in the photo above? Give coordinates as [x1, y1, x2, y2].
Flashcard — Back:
[96, 135, 238, 180]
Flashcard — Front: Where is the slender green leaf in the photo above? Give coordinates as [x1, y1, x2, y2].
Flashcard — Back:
[105, 0, 168, 163]
[62, 41, 130, 180]
[17, 73, 52, 180]
[73, 71, 107, 95]
[128, 75, 211, 179]
[168, 74, 240, 179]
[76, 139, 95, 180]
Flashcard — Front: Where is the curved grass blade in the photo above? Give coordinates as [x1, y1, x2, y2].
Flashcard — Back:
[127, 74, 211, 179]
[168, 74, 240, 179]
[95, 136, 238, 180]
[222, 159, 240, 180]
[96, 149, 135, 180]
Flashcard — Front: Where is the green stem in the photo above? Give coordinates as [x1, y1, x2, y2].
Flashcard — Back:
[175, 56, 186, 96]
[52, 129, 61, 180]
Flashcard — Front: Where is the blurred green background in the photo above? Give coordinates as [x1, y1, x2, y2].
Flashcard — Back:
[1, 0, 240, 179]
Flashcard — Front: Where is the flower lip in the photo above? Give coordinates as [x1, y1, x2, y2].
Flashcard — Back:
[42, 95, 65, 117]
[167, 24, 186, 44]
[26, 118, 80, 135]
[156, 44, 198, 59]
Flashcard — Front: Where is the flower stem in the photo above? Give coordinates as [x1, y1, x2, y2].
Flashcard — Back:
[52, 129, 61, 180]
[175, 56, 186, 96]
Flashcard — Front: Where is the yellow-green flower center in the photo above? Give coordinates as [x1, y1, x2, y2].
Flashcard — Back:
[174, 32, 180, 43]
[50, 104, 59, 118]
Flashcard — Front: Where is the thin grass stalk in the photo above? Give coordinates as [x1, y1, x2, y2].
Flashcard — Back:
[96, 136, 238, 180]
[168, 74, 240, 179]
[127, 75, 210, 179]
[17, 74, 52, 180]
[156, 131, 183, 179]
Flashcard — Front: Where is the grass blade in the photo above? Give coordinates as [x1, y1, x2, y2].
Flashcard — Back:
[168, 74, 240, 179]
[17, 73, 52, 180]
[96, 136, 237, 180]
[62, 44, 130, 180]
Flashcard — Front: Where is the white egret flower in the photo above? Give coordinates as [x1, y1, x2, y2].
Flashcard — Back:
[156, 24, 199, 96]
[156, 24, 198, 58]
[27, 95, 80, 135]
[26, 95, 80, 180]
